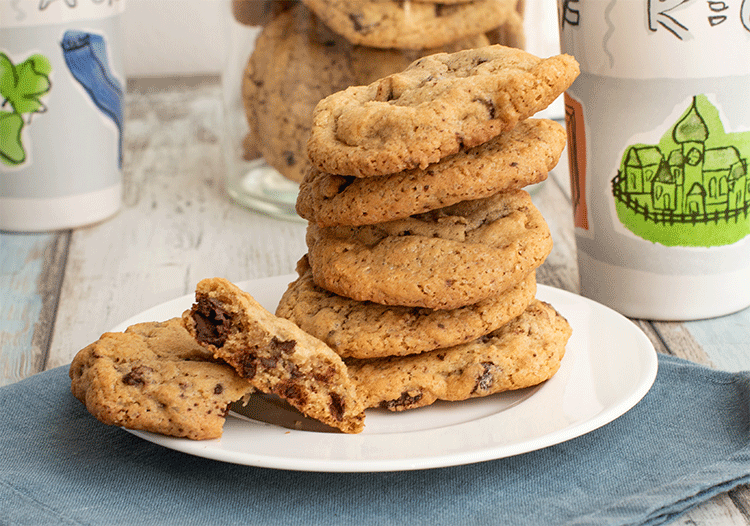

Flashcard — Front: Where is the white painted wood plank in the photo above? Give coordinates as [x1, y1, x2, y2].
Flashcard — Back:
[46, 78, 307, 370]
[679, 313, 750, 372]
[0, 232, 68, 385]
[651, 320, 716, 367]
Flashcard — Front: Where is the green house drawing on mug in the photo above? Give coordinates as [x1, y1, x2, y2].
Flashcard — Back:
[612, 95, 750, 247]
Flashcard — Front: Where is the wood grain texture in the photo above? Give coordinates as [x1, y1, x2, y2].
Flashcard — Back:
[0, 233, 68, 386]
[680, 313, 750, 372]
[729, 485, 750, 523]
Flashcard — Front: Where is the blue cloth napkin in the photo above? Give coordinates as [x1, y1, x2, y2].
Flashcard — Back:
[2, 354, 749, 526]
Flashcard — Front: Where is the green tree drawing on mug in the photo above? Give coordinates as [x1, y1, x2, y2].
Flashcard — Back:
[0, 52, 52, 166]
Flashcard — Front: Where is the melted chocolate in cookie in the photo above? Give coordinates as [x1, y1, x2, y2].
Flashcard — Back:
[192, 294, 233, 348]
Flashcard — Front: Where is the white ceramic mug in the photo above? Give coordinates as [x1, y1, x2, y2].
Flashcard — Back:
[0, 0, 125, 232]
[558, 0, 750, 320]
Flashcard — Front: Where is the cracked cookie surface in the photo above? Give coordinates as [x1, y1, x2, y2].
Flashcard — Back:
[277, 256, 536, 359]
[69, 318, 255, 440]
[305, 189, 552, 310]
[182, 277, 366, 433]
[347, 300, 571, 410]
[297, 118, 566, 226]
[306, 45, 579, 177]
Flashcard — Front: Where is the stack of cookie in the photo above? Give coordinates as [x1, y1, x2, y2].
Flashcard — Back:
[240, 0, 525, 183]
[68, 46, 582, 440]
[278, 45, 579, 410]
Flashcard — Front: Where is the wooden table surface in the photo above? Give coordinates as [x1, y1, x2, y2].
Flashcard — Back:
[1, 76, 749, 525]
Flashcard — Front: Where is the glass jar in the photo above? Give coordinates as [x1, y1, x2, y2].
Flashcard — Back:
[221, 0, 526, 222]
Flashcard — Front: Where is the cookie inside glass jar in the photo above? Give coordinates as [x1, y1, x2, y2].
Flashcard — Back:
[222, 0, 525, 221]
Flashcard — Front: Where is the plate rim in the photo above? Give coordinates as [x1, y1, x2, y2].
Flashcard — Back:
[118, 275, 659, 472]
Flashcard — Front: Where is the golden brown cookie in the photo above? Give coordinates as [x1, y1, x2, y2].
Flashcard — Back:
[182, 277, 366, 433]
[276, 255, 537, 358]
[297, 118, 565, 226]
[305, 189, 552, 310]
[300, 0, 514, 50]
[242, 3, 490, 183]
[69, 318, 255, 440]
[306, 45, 579, 177]
[347, 300, 571, 410]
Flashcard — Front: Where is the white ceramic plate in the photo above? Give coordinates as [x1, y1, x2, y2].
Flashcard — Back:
[115, 275, 658, 472]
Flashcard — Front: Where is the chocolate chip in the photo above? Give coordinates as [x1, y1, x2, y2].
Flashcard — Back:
[474, 97, 497, 119]
[122, 365, 151, 387]
[260, 356, 278, 369]
[270, 337, 296, 355]
[191, 295, 233, 348]
[236, 354, 258, 380]
[329, 393, 345, 422]
[381, 391, 423, 410]
[214, 384, 224, 395]
[275, 381, 307, 405]
[472, 362, 497, 394]
[313, 366, 336, 383]
[286, 361, 303, 379]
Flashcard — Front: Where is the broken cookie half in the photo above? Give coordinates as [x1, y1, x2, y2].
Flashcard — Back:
[182, 277, 366, 434]
[69, 317, 256, 440]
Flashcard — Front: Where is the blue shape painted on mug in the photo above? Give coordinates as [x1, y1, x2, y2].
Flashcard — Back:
[61, 30, 123, 168]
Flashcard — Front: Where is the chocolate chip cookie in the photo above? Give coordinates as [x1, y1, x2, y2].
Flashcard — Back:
[347, 299, 571, 410]
[306, 45, 579, 177]
[276, 255, 537, 358]
[300, 0, 515, 50]
[243, 3, 490, 183]
[297, 118, 566, 226]
[305, 189, 552, 310]
[182, 277, 366, 433]
[69, 318, 256, 440]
